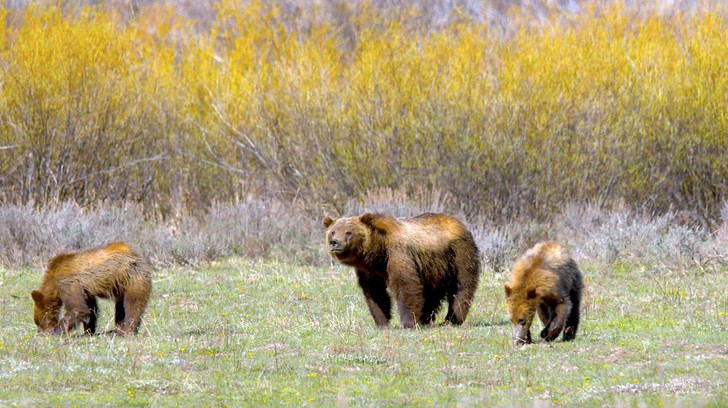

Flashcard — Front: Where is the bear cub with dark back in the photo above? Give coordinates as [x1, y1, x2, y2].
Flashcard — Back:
[31, 242, 153, 336]
[504, 242, 584, 345]
[323, 212, 481, 328]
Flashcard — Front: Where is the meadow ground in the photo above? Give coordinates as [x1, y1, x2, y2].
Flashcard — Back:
[1, 2, 726, 406]
[1, 255, 725, 406]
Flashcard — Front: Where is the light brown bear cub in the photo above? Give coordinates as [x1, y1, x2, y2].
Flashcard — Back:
[323, 212, 481, 329]
[31, 242, 153, 336]
[504, 242, 584, 345]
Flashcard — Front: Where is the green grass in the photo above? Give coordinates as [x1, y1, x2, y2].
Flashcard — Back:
[1, 258, 726, 406]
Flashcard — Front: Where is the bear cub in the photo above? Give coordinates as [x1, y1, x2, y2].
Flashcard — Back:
[504, 242, 584, 345]
[31, 242, 153, 336]
[324, 212, 481, 329]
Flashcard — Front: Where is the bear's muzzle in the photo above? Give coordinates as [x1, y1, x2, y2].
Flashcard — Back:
[329, 238, 343, 253]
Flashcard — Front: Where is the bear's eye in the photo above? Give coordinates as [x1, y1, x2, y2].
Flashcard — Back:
[345, 231, 352, 237]
[518, 318, 525, 325]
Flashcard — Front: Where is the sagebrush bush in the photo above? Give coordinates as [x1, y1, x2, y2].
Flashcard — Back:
[0, 1, 725, 223]
[1, 197, 726, 274]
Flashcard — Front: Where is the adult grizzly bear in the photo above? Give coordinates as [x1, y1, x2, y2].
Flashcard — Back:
[504, 242, 584, 345]
[323, 212, 481, 329]
[31, 242, 153, 336]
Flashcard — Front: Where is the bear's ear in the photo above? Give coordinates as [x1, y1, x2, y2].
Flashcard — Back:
[359, 212, 374, 226]
[361, 212, 395, 234]
[323, 216, 336, 229]
[31, 290, 44, 303]
[360, 212, 389, 233]
[504, 284, 512, 298]
[526, 287, 539, 299]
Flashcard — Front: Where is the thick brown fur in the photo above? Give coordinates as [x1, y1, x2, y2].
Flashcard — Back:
[504, 242, 584, 345]
[323, 212, 481, 329]
[31, 242, 153, 336]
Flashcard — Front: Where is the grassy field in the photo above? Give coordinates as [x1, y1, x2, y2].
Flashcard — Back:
[0, 1, 726, 405]
[1, 255, 725, 406]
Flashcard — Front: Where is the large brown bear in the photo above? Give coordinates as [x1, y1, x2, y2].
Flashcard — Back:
[504, 242, 584, 345]
[31, 242, 153, 336]
[323, 212, 481, 328]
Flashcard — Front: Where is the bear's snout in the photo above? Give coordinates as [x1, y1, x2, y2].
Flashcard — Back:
[329, 237, 343, 252]
[512, 323, 531, 345]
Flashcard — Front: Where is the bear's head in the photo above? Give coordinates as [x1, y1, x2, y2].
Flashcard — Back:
[504, 284, 543, 345]
[30, 290, 61, 333]
[323, 213, 383, 265]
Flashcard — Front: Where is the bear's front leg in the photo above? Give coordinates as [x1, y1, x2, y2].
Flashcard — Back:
[394, 285, 426, 329]
[387, 257, 424, 329]
[538, 304, 553, 340]
[356, 270, 392, 328]
[54, 308, 94, 335]
[512, 322, 533, 345]
[83, 296, 99, 335]
[540, 327, 549, 340]
[543, 300, 572, 341]
[396, 297, 417, 328]
[54, 305, 93, 335]
[53, 286, 91, 335]
[364, 297, 391, 328]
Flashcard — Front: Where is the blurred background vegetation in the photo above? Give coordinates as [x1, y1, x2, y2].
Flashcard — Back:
[0, 0, 726, 266]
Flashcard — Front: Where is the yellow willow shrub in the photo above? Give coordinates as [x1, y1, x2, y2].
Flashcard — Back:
[0, 5, 184, 211]
[486, 5, 727, 220]
[333, 22, 502, 196]
[0, 1, 725, 222]
[179, 0, 323, 198]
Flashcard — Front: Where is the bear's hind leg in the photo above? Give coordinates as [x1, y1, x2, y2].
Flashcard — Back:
[115, 276, 151, 335]
[446, 285, 476, 325]
[562, 289, 581, 341]
[83, 296, 99, 335]
[421, 300, 442, 326]
[446, 242, 480, 325]
[443, 292, 457, 325]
